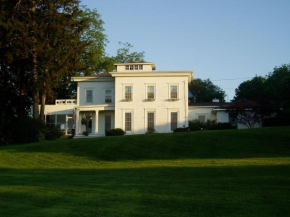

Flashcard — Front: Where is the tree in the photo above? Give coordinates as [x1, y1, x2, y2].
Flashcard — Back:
[266, 64, 290, 108]
[188, 78, 226, 102]
[227, 100, 273, 128]
[234, 64, 290, 109]
[234, 76, 267, 102]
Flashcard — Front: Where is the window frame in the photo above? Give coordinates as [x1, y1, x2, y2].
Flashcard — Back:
[123, 84, 133, 101]
[145, 84, 156, 101]
[171, 112, 178, 131]
[123, 109, 134, 133]
[86, 89, 93, 103]
[168, 84, 179, 100]
[105, 89, 112, 103]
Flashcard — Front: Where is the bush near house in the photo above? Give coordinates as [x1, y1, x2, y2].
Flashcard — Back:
[45, 126, 63, 140]
[188, 119, 236, 131]
[173, 127, 190, 132]
[105, 128, 126, 136]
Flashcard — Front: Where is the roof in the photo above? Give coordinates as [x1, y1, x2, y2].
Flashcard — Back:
[189, 102, 231, 107]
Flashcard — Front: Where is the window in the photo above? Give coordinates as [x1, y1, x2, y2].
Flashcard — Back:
[139, 65, 143, 70]
[198, 115, 206, 123]
[171, 112, 178, 131]
[86, 90, 93, 103]
[125, 65, 129, 70]
[147, 112, 155, 131]
[105, 115, 111, 130]
[130, 65, 134, 70]
[135, 65, 138, 70]
[125, 113, 132, 131]
[125, 86, 132, 100]
[147, 86, 155, 99]
[105, 90, 112, 103]
[170, 85, 178, 99]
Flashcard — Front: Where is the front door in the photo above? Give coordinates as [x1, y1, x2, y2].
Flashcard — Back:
[86, 116, 92, 133]
[105, 115, 111, 131]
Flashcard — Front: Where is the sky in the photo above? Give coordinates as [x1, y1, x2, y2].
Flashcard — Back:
[81, 0, 290, 101]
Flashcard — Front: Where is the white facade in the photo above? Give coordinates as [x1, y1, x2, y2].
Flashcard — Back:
[43, 62, 193, 136]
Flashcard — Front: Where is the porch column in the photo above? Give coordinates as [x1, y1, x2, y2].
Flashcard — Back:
[95, 109, 99, 134]
[76, 109, 80, 134]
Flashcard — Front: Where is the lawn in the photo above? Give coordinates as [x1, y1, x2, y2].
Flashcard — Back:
[0, 127, 290, 217]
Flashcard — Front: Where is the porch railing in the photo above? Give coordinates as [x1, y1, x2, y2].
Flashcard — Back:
[55, 99, 77, 105]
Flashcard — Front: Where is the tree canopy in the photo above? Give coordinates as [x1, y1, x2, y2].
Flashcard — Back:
[189, 78, 226, 102]
[234, 64, 290, 108]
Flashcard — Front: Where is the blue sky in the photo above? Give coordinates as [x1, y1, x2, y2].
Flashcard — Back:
[81, 0, 290, 101]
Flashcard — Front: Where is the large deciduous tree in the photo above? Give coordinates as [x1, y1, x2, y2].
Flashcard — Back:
[234, 64, 290, 108]
[189, 78, 226, 102]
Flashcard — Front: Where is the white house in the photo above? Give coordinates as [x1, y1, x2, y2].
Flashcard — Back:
[43, 62, 233, 137]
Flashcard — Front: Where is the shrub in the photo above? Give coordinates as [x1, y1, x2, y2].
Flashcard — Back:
[189, 120, 206, 131]
[105, 128, 126, 136]
[174, 127, 190, 133]
[11, 117, 47, 144]
[208, 122, 236, 130]
[189, 119, 236, 131]
[83, 130, 90, 136]
[146, 128, 156, 134]
[45, 126, 63, 140]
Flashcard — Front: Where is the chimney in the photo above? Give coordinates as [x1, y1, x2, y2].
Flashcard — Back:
[212, 98, 219, 103]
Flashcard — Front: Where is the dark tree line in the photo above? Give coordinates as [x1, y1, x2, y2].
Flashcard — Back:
[0, 0, 145, 144]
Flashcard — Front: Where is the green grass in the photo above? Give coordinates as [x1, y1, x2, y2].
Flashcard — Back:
[0, 127, 290, 217]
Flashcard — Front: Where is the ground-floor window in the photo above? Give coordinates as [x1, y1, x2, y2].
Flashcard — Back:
[147, 112, 155, 131]
[125, 112, 132, 131]
[171, 112, 178, 131]
[198, 115, 206, 123]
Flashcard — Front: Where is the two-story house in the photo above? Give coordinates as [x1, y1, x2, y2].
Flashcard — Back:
[74, 62, 193, 136]
[44, 62, 241, 137]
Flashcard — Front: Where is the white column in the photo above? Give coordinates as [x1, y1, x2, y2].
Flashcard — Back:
[95, 110, 99, 134]
[76, 109, 80, 134]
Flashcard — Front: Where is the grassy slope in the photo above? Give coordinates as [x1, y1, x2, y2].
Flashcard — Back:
[0, 127, 290, 217]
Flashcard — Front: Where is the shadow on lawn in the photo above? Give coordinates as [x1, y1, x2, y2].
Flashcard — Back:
[0, 165, 290, 217]
[1, 127, 290, 161]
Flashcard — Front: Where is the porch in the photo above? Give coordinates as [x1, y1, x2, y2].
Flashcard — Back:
[75, 109, 115, 136]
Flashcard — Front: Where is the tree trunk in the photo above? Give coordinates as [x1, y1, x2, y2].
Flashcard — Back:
[40, 92, 46, 121]
[31, 0, 39, 119]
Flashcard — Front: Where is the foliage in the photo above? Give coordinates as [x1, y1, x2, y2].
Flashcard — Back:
[105, 128, 126, 136]
[227, 100, 274, 128]
[263, 109, 290, 127]
[81, 117, 88, 125]
[0, 118, 47, 145]
[173, 127, 190, 132]
[146, 128, 156, 134]
[83, 130, 90, 136]
[189, 78, 226, 102]
[234, 64, 290, 109]
[45, 126, 63, 140]
[234, 76, 267, 102]
[189, 119, 236, 131]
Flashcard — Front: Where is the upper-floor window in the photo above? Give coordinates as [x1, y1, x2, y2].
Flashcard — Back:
[147, 86, 155, 99]
[105, 90, 112, 103]
[170, 85, 178, 99]
[125, 65, 143, 70]
[125, 86, 132, 100]
[86, 90, 93, 103]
